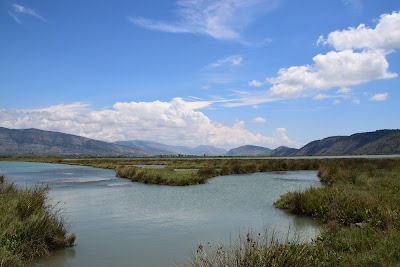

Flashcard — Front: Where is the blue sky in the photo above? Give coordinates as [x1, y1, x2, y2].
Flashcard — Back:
[1, 0, 399, 149]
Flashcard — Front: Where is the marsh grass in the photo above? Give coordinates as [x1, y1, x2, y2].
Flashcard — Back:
[0, 175, 75, 267]
[115, 165, 206, 185]
[180, 229, 314, 267]
[273, 158, 400, 266]
[275, 159, 400, 228]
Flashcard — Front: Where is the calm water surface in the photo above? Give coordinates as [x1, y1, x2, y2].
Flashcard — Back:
[0, 162, 321, 267]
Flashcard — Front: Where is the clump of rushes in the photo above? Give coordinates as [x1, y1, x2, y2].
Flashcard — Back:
[275, 159, 400, 228]
[115, 166, 208, 186]
[180, 230, 314, 267]
[0, 175, 75, 267]
[197, 165, 218, 178]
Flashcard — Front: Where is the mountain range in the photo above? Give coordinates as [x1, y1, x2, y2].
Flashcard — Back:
[0, 127, 399, 157]
[0, 127, 146, 156]
[225, 145, 298, 157]
[115, 140, 227, 156]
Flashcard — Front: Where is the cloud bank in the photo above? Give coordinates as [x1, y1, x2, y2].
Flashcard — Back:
[0, 99, 297, 149]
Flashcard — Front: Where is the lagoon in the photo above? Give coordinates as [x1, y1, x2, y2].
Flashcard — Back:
[0, 162, 321, 267]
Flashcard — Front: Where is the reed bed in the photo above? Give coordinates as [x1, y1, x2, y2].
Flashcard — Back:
[0, 175, 75, 267]
[180, 230, 314, 267]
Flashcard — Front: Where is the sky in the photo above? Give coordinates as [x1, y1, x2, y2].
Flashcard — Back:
[1, 0, 399, 149]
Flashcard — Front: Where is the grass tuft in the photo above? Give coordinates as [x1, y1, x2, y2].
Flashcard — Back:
[180, 229, 313, 267]
[0, 175, 75, 266]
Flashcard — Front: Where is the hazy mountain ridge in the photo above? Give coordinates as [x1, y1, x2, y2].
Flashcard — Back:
[225, 145, 272, 156]
[296, 130, 400, 155]
[0, 127, 148, 156]
[271, 146, 299, 156]
[0, 127, 399, 157]
[115, 140, 227, 156]
[225, 145, 298, 157]
[225, 130, 400, 156]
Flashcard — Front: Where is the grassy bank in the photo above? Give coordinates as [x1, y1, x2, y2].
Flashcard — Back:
[0, 175, 75, 267]
[181, 158, 400, 266]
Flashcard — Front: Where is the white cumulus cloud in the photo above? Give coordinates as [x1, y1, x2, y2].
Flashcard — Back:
[248, 80, 264, 87]
[313, 94, 330, 100]
[0, 99, 297, 149]
[370, 92, 388, 101]
[238, 11, 399, 101]
[337, 87, 352, 94]
[318, 11, 400, 52]
[250, 117, 266, 123]
[267, 49, 396, 98]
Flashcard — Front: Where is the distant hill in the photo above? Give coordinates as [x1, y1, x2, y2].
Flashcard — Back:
[225, 145, 298, 157]
[226, 145, 272, 156]
[189, 145, 227, 156]
[296, 129, 400, 155]
[271, 146, 299, 156]
[115, 140, 227, 156]
[0, 127, 149, 156]
[226, 130, 400, 156]
[114, 140, 177, 155]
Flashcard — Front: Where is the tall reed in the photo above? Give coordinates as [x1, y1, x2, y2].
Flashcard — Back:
[180, 229, 313, 267]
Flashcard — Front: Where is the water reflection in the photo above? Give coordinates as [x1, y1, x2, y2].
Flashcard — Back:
[38, 247, 76, 266]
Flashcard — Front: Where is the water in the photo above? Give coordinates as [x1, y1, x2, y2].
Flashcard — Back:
[0, 162, 321, 267]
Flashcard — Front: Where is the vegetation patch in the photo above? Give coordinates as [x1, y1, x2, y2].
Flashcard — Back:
[115, 165, 206, 186]
[181, 230, 314, 267]
[0, 175, 75, 267]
